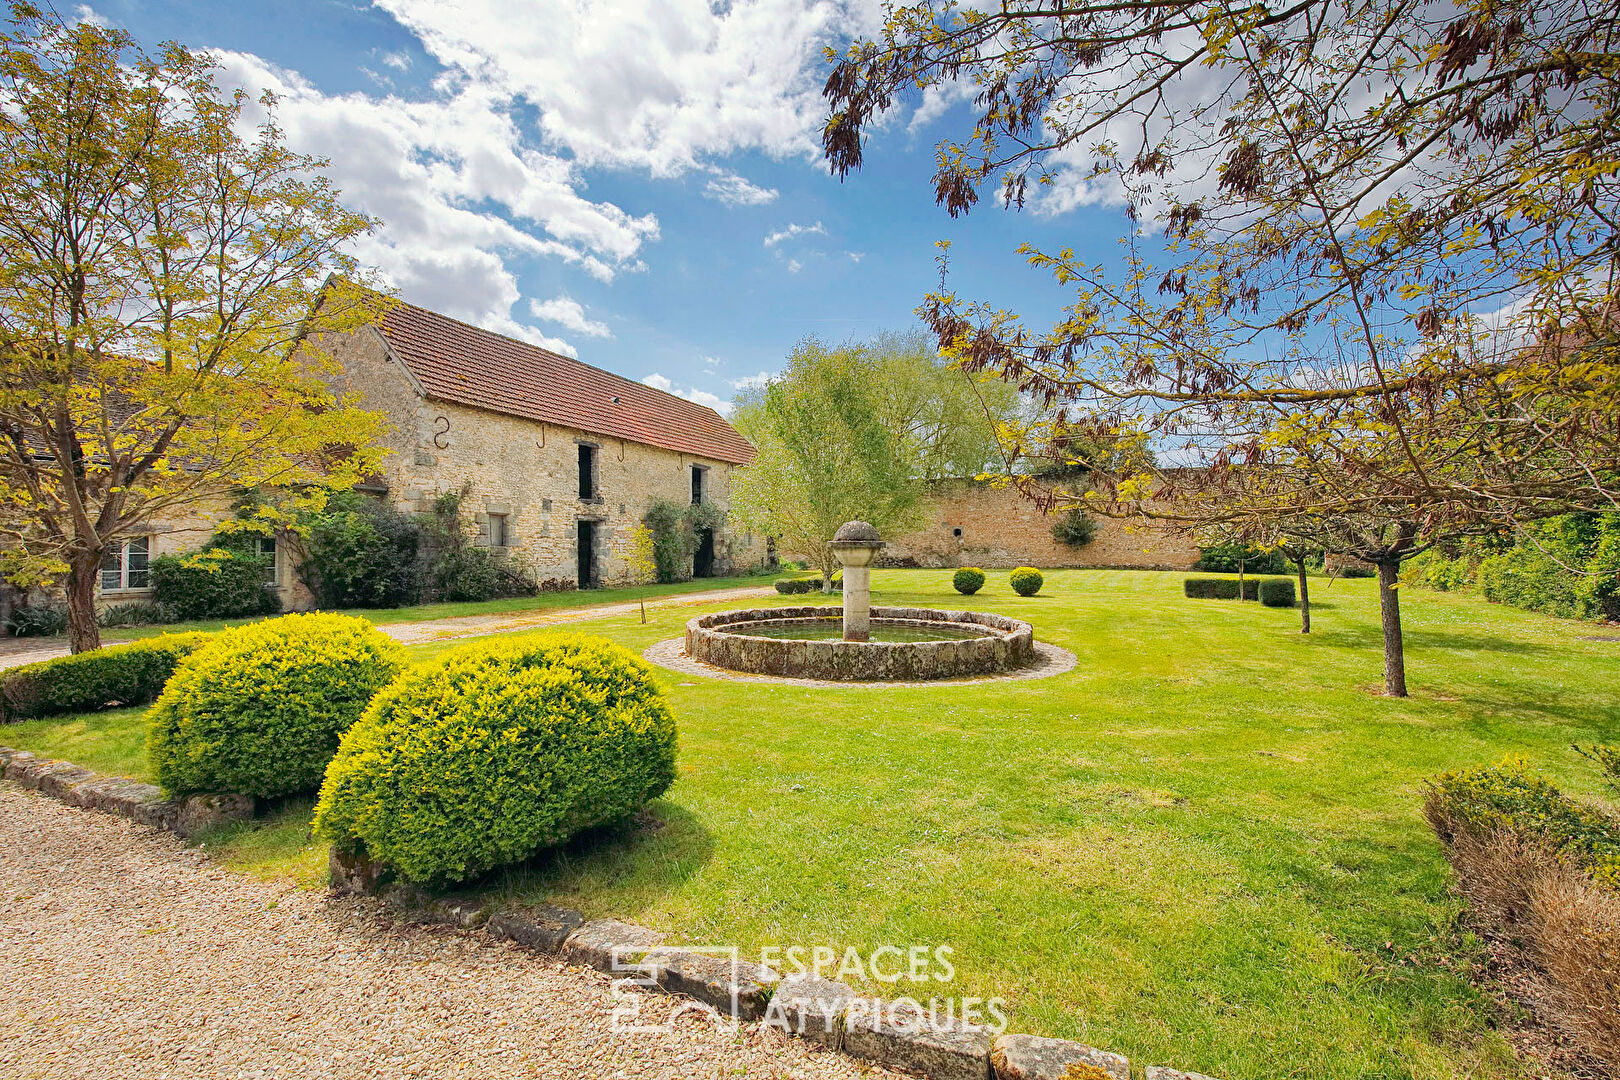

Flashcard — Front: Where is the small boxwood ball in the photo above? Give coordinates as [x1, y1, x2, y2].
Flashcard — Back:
[953, 567, 986, 595]
[146, 613, 405, 799]
[313, 632, 677, 885]
[1009, 567, 1045, 596]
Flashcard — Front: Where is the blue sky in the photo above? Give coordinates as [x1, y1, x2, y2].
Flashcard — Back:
[89, 0, 1144, 416]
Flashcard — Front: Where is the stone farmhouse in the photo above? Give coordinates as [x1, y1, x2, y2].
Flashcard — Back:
[90, 298, 763, 612]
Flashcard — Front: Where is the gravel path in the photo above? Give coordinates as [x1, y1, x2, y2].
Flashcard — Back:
[0, 584, 778, 671]
[0, 784, 897, 1080]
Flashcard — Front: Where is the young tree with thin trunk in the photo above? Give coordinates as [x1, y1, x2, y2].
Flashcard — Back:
[0, 7, 388, 652]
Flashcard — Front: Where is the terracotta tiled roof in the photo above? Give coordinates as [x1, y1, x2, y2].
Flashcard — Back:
[374, 300, 754, 465]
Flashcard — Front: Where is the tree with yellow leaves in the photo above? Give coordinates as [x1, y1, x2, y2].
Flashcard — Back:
[0, 6, 389, 651]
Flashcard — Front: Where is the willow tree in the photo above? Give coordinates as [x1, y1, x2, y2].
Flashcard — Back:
[731, 338, 926, 587]
[823, 0, 1619, 694]
[0, 8, 388, 652]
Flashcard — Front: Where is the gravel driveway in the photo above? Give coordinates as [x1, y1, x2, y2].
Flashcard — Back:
[0, 784, 895, 1080]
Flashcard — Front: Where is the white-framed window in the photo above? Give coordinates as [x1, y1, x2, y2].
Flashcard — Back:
[101, 537, 151, 592]
[487, 512, 509, 548]
[251, 536, 278, 585]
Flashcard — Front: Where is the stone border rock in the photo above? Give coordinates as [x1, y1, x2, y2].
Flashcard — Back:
[4, 743, 1219, 1080]
[646, 636, 1078, 688]
[0, 746, 253, 838]
[684, 606, 1037, 682]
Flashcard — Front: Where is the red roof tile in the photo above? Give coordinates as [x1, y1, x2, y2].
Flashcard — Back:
[374, 300, 754, 465]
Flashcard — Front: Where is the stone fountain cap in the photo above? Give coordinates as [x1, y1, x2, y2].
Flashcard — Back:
[831, 520, 882, 544]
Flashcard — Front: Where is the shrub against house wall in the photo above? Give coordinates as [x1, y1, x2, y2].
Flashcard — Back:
[150, 547, 279, 621]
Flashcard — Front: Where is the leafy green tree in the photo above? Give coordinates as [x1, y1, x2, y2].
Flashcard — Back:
[864, 328, 1017, 479]
[732, 338, 925, 587]
[0, 7, 388, 651]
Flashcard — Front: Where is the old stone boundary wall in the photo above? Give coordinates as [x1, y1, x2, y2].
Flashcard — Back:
[879, 480, 1203, 571]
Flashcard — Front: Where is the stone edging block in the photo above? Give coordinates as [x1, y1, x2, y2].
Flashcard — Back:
[559, 917, 666, 973]
[638, 947, 779, 1020]
[1, 745, 252, 838]
[841, 998, 993, 1080]
[764, 972, 858, 1048]
[993, 1033, 1128, 1080]
[487, 905, 584, 953]
[1145, 1068, 1222, 1080]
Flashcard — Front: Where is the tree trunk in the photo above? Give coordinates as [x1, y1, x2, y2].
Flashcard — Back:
[1238, 558, 1247, 601]
[65, 555, 102, 653]
[1294, 556, 1311, 634]
[1376, 559, 1406, 697]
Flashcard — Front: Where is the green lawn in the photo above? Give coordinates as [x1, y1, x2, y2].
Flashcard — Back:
[97, 571, 782, 641]
[7, 568, 1619, 1080]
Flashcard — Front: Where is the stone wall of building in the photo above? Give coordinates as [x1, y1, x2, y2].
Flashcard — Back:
[319, 327, 765, 588]
[881, 479, 1201, 570]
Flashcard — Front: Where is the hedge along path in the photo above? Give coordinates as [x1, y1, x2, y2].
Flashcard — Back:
[0, 583, 780, 673]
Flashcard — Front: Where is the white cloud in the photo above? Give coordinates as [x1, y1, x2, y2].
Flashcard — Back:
[764, 221, 827, 247]
[529, 296, 613, 338]
[731, 371, 774, 390]
[374, 0, 886, 176]
[642, 373, 733, 416]
[213, 51, 657, 347]
[785, 258, 803, 274]
[847, 251, 865, 262]
[704, 171, 779, 206]
[381, 50, 411, 71]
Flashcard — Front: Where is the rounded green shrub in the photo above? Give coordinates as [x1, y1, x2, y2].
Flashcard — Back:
[1008, 567, 1045, 597]
[3, 632, 211, 722]
[146, 613, 405, 799]
[313, 632, 677, 885]
[953, 567, 986, 595]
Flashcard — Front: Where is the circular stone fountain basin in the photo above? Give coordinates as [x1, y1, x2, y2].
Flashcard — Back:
[685, 605, 1036, 681]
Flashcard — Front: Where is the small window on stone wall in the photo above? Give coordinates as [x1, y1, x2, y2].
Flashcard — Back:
[952, 527, 964, 538]
[487, 512, 508, 548]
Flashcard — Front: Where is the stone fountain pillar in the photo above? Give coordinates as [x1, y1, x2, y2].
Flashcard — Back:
[828, 520, 885, 643]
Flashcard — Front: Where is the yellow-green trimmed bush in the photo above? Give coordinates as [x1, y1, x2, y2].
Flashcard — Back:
[1008, 567, 1044, 596]
[953, 567, 986, 595]
[1, 633, 211, 722]
[313, 632, 677, 885]
[146, 613, 404, 798]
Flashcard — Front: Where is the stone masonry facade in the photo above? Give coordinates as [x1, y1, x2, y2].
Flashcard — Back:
[317, 324, 764, 591]
[883, 479, 1202, 570]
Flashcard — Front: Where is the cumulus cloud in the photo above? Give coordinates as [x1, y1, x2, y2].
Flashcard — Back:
[530, 296, 613, 338]
[764, 221, 827, 247]
[642, 373, 733, 416]
[374, 0, 885, 176]
[214, 51, 657, 347]
[704, 172, 779, 206]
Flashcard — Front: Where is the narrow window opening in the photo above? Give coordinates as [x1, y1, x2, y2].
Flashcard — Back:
[578, 444, 596, 499]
